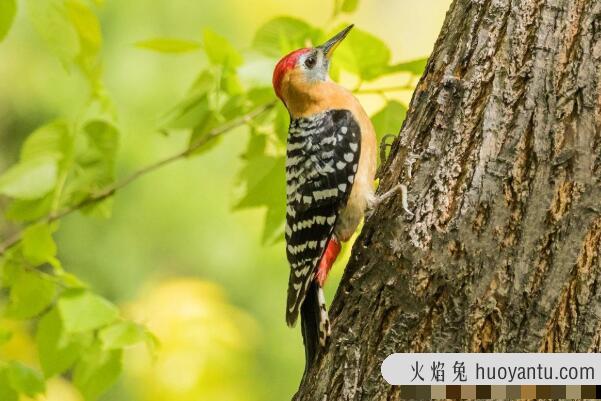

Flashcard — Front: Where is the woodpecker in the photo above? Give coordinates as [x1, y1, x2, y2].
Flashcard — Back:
[272, 25, 377, 368]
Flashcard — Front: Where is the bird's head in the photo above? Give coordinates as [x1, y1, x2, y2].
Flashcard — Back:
[272, 25, 353, 105]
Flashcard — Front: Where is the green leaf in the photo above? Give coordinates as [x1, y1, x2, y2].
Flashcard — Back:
[67, 119, 118, 204]
[57, 290, 119, 333]
[36, 308, 83, 377]
[167, 94, 212, 131]
[330, 24, 391, 81]
[5, 195, 53, 222]
[5, 269, 56, 319]
[82, 120, 118, 160]
[0, 368, 17, 401]
[22, 223, 57, 265]
[4, 120, 68, 209]
[20, 120, 71, 163]
[252, 17, 322, 57]
[46, 0, 103, 86]
[247, 87, 275, 107]
[272, 103, 289, 143]
[341, 0, 359, 13]
[7, 362, 45, 397]
[235, 154, 285, 210]
[160, 71, 214, 130]
[0, 157, 58, 200]
[26, 0, 80, 65]
[329, 57, 342, 82]
[371, 100, 407, 139]
[0, 328, 12, 346]
[262, 202, 285, 244]
[234, 142, 286, 209]
[73, 343, 122, 401]
[219, 94, 247, 121]
[187, 111, 220, 153]
[220, 68, 243, 96]
[371, 100, 407, 164]
[26, 0, 103, 84]
[55, 270, 87, 288]
[248, 131, 269, 157]
[203, 28, 243, 69]
[135, 37, 201, 53]
[65, 0, 101, 51]
[160, 68, 246, 134]
[0, 0, 16, 42]
[234, 134, 286, 243]
[65, 0, 102, 81]
[385, 57, 428, 76]
[99, 321, 148, 350]
[188, 69, 216, 94]
[0, 255, 19, 287]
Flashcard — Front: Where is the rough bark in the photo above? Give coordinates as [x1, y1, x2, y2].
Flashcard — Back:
[294, 0, 601, 399]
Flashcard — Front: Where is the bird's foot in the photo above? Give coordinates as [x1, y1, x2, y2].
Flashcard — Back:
[366, 183, 414, 220]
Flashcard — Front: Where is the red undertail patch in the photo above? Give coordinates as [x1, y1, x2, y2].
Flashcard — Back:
[316, 237, 341, 286]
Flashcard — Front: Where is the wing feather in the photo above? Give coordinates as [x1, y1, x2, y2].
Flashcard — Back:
[284, 109, 361, 326]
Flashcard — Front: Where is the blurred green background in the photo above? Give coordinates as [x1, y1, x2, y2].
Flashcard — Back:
[0, 1, 449, 400]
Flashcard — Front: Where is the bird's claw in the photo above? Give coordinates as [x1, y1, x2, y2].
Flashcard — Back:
[366, 183, 414, 220]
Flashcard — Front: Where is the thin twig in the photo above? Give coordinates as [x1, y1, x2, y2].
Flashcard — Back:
[0, 101, 277, 256]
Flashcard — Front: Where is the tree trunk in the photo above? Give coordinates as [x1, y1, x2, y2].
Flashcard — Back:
[294, 0, 601, 399]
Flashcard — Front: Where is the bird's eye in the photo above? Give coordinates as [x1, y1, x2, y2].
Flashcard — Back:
[304, 56, 316, 69]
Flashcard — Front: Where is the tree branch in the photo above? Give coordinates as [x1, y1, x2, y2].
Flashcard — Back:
[0, 101, 277, 256]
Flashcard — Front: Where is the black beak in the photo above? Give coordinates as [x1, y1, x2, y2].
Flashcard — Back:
[318, 24, 354, 60]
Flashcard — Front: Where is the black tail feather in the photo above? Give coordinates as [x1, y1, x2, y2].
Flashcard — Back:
[300, 282, 320, 374]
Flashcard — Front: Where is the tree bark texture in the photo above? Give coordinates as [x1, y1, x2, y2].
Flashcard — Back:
[295, 0, 601, 399]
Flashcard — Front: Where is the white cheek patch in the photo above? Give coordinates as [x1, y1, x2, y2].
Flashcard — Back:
[299, 52, 328, 83]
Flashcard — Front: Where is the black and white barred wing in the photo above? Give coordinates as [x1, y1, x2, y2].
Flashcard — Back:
[284, 109, 361, 326]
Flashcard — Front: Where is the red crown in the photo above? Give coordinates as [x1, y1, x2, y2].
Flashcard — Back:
[272, 48, 310, 99]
